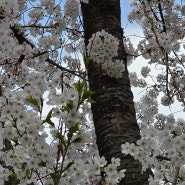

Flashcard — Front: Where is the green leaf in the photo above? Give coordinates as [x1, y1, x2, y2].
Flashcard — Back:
[25, 169, 30, 177]
[62, 101, 73, 112]
[83, 54, 91, 65]
[47, 119, 55, 127]
[101, 181, 106, 185]
[59, 142, 64, 154]
[70, 123, 79, 132]
[10, 173, 20, 185]
[66, 161, 74, 168]
[82, 89, 94, 100]
[67, 123, 79, 140]
[69, 123, 79, 135]
[38, 160, 47, 167]
[26, 95, 40, 111]
[72, 137, 83, 143]
[10, 173, 17, 179]
[43, 109, 55, 127]
[50, 173, 60, 183]
[55, 131, 66, 146]
[46, 109, 52, 120]
[86, 98, 96, 103]
[63, 161, 74, 172]
[74, 80, 85, 95]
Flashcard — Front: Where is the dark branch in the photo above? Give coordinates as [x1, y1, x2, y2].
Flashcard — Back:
[45, 58, 84, 78]
[10, 24, 84, 78]
[10, 25, 35, 48]
[158, 0, 167, 32]
[156, 155, 171, 161]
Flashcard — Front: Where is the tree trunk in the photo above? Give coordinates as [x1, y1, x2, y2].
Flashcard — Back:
[81, 1, 151, 184]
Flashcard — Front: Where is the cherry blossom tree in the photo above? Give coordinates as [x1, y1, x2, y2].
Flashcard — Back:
[81, 1, 151, 184]
[0, 0, 185, 185]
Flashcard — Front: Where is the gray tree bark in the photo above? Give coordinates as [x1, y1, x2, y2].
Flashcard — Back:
[81, 0, 151, 184]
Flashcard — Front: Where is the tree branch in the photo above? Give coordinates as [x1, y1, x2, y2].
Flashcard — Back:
[10, 25, 35, 48]
[45, 58, 84, 78]
[173, 167, 180, 185]
[155, 155, 171, 161]
[10, 24, 84, 78]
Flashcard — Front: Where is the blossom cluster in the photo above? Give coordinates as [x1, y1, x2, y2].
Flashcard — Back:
[0, 0, 185, 184]
[0, 0, 124, 184]
[122, 114, 185, 184]
[87, 29, 125, 78]
[64, 0, 80, 27]
[124, 1, 185, 184]
[128, 0, 185, 100]
[60, 156, 125, 185]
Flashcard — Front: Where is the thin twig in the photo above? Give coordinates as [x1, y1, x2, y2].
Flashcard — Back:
[45, 58, 84, 78]
[173, 167, 180, 185]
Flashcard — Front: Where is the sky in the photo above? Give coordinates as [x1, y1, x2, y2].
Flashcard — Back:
[120, 0, 184, 34]
[120, 0, 144, 46]
[121, 0, 134, 28]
